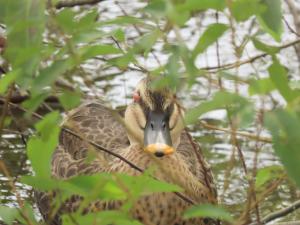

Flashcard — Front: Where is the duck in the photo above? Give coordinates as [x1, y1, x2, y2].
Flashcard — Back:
[36, 77, 218, 225]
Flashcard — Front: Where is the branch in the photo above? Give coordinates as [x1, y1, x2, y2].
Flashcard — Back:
[285, 0, 300, 33]
[199, 121, 272, 143]
[202, 38, 300, 71]
[55, 0, 107, 9]
[273, 221, 300, 225]
[250, 200, 300, 225]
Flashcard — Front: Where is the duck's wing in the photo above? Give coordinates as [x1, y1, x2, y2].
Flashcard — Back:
[177, 131, 218, 202]
[52, 101, 129, 179]
[36, 101, 129, 224]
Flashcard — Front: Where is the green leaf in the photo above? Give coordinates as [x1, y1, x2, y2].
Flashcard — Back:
[231, 0, 265, 22]
[35, 111, 61, 141]
[116, 173, 182, 197]
[27, 111, 61, 177]
[185, 91, 249, 124]
[252, 37, 279, 54]
[22, 92, 49, 114]
[21, 175, 61, 191]
[177, 0, 226, 12]
[257, 0, 283, 41]
[268, 58, 298, 102]
[0, 70, 18, 94]
[100, 16, 143, 26]
[151, 46, 181, 90]
[0, 206, 18, 225]
[248, 78, 275, 95]
[255, 165, 284, 189]
[133, 29, 162, 56]
[79, 44, 122, 61]
[145, 0, 166, 16]
[77, 9, 98, 30]
[32, 59, 73, 93]
[55, 9, 77, 33]
[184, 204, 233, 222]
[2, 0, 45, 88]
[72, 30, 104, 44]
[64, 174, 127, 200]
[113, 29, 125, 42]
[109, 53, 136, 69]
[59, 90, 81, 110]
[62, 211, 142, 225]
[192, 23, 228, 58]
[265, 110, 300, 188]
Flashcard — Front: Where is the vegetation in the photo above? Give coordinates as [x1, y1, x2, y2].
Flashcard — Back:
[0, 0, 300, 224]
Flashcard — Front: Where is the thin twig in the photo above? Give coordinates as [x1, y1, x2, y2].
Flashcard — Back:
[272, 221, 300, 225]
[201, 38, 300, 71]
[55, 0, 106, 9]
[199, 121, 272, 143]
[250, 200, 300, 225]
[283, 16, 300, 38]
[236, 177, 285, 225]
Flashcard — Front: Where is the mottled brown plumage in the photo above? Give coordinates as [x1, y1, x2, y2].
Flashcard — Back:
[36, 79, 217, 225]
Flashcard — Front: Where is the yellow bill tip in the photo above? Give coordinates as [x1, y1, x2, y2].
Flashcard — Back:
[144, 143, 174, 156]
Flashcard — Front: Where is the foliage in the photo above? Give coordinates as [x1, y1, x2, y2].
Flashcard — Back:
[184, 204, 233, 222]
[0, 0, 299, 224]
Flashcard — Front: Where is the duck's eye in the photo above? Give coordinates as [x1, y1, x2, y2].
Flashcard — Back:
[133, 91, 141, 103]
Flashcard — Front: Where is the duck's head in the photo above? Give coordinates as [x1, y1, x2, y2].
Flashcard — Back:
[125, 78, 185, 157]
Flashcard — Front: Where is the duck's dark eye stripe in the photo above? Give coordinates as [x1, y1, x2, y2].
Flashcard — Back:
[138, 98, 150, 116]
[168, 104, 174, 115]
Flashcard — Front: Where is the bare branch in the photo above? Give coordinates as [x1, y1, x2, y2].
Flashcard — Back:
[55, 0, 107, 9]
[199, 121, 272, 143]
[202, 38, 300, 71]
[250, 200, 300, 225]
[272, 221, 300, 225]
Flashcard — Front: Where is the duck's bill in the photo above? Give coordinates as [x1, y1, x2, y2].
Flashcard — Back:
[144, 143, 174, 157]
[144, 111, 174, 157]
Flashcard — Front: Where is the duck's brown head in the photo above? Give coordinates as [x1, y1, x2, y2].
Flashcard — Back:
[125, 78, 185, 157]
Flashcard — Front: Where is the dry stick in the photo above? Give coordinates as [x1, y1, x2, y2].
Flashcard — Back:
[285, 0, 300, 36]
[250, 200, 300, 225]
[284, 0, 300, 70]
[55, 0, 106, 9]
[246, 177, 285, 224]
[235, 177, 285, 225]
[1, 99, 196, 206]
[283, 16, 300, 38]
[201, 38, 300, 71]
[199, 121, 272, 143]
[226, 7, 260, 222]
[272, 221, 300, 225]
[215, 11, 223, 88]
[249, 109, 264, 225]
[229, 118, 253, 224]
